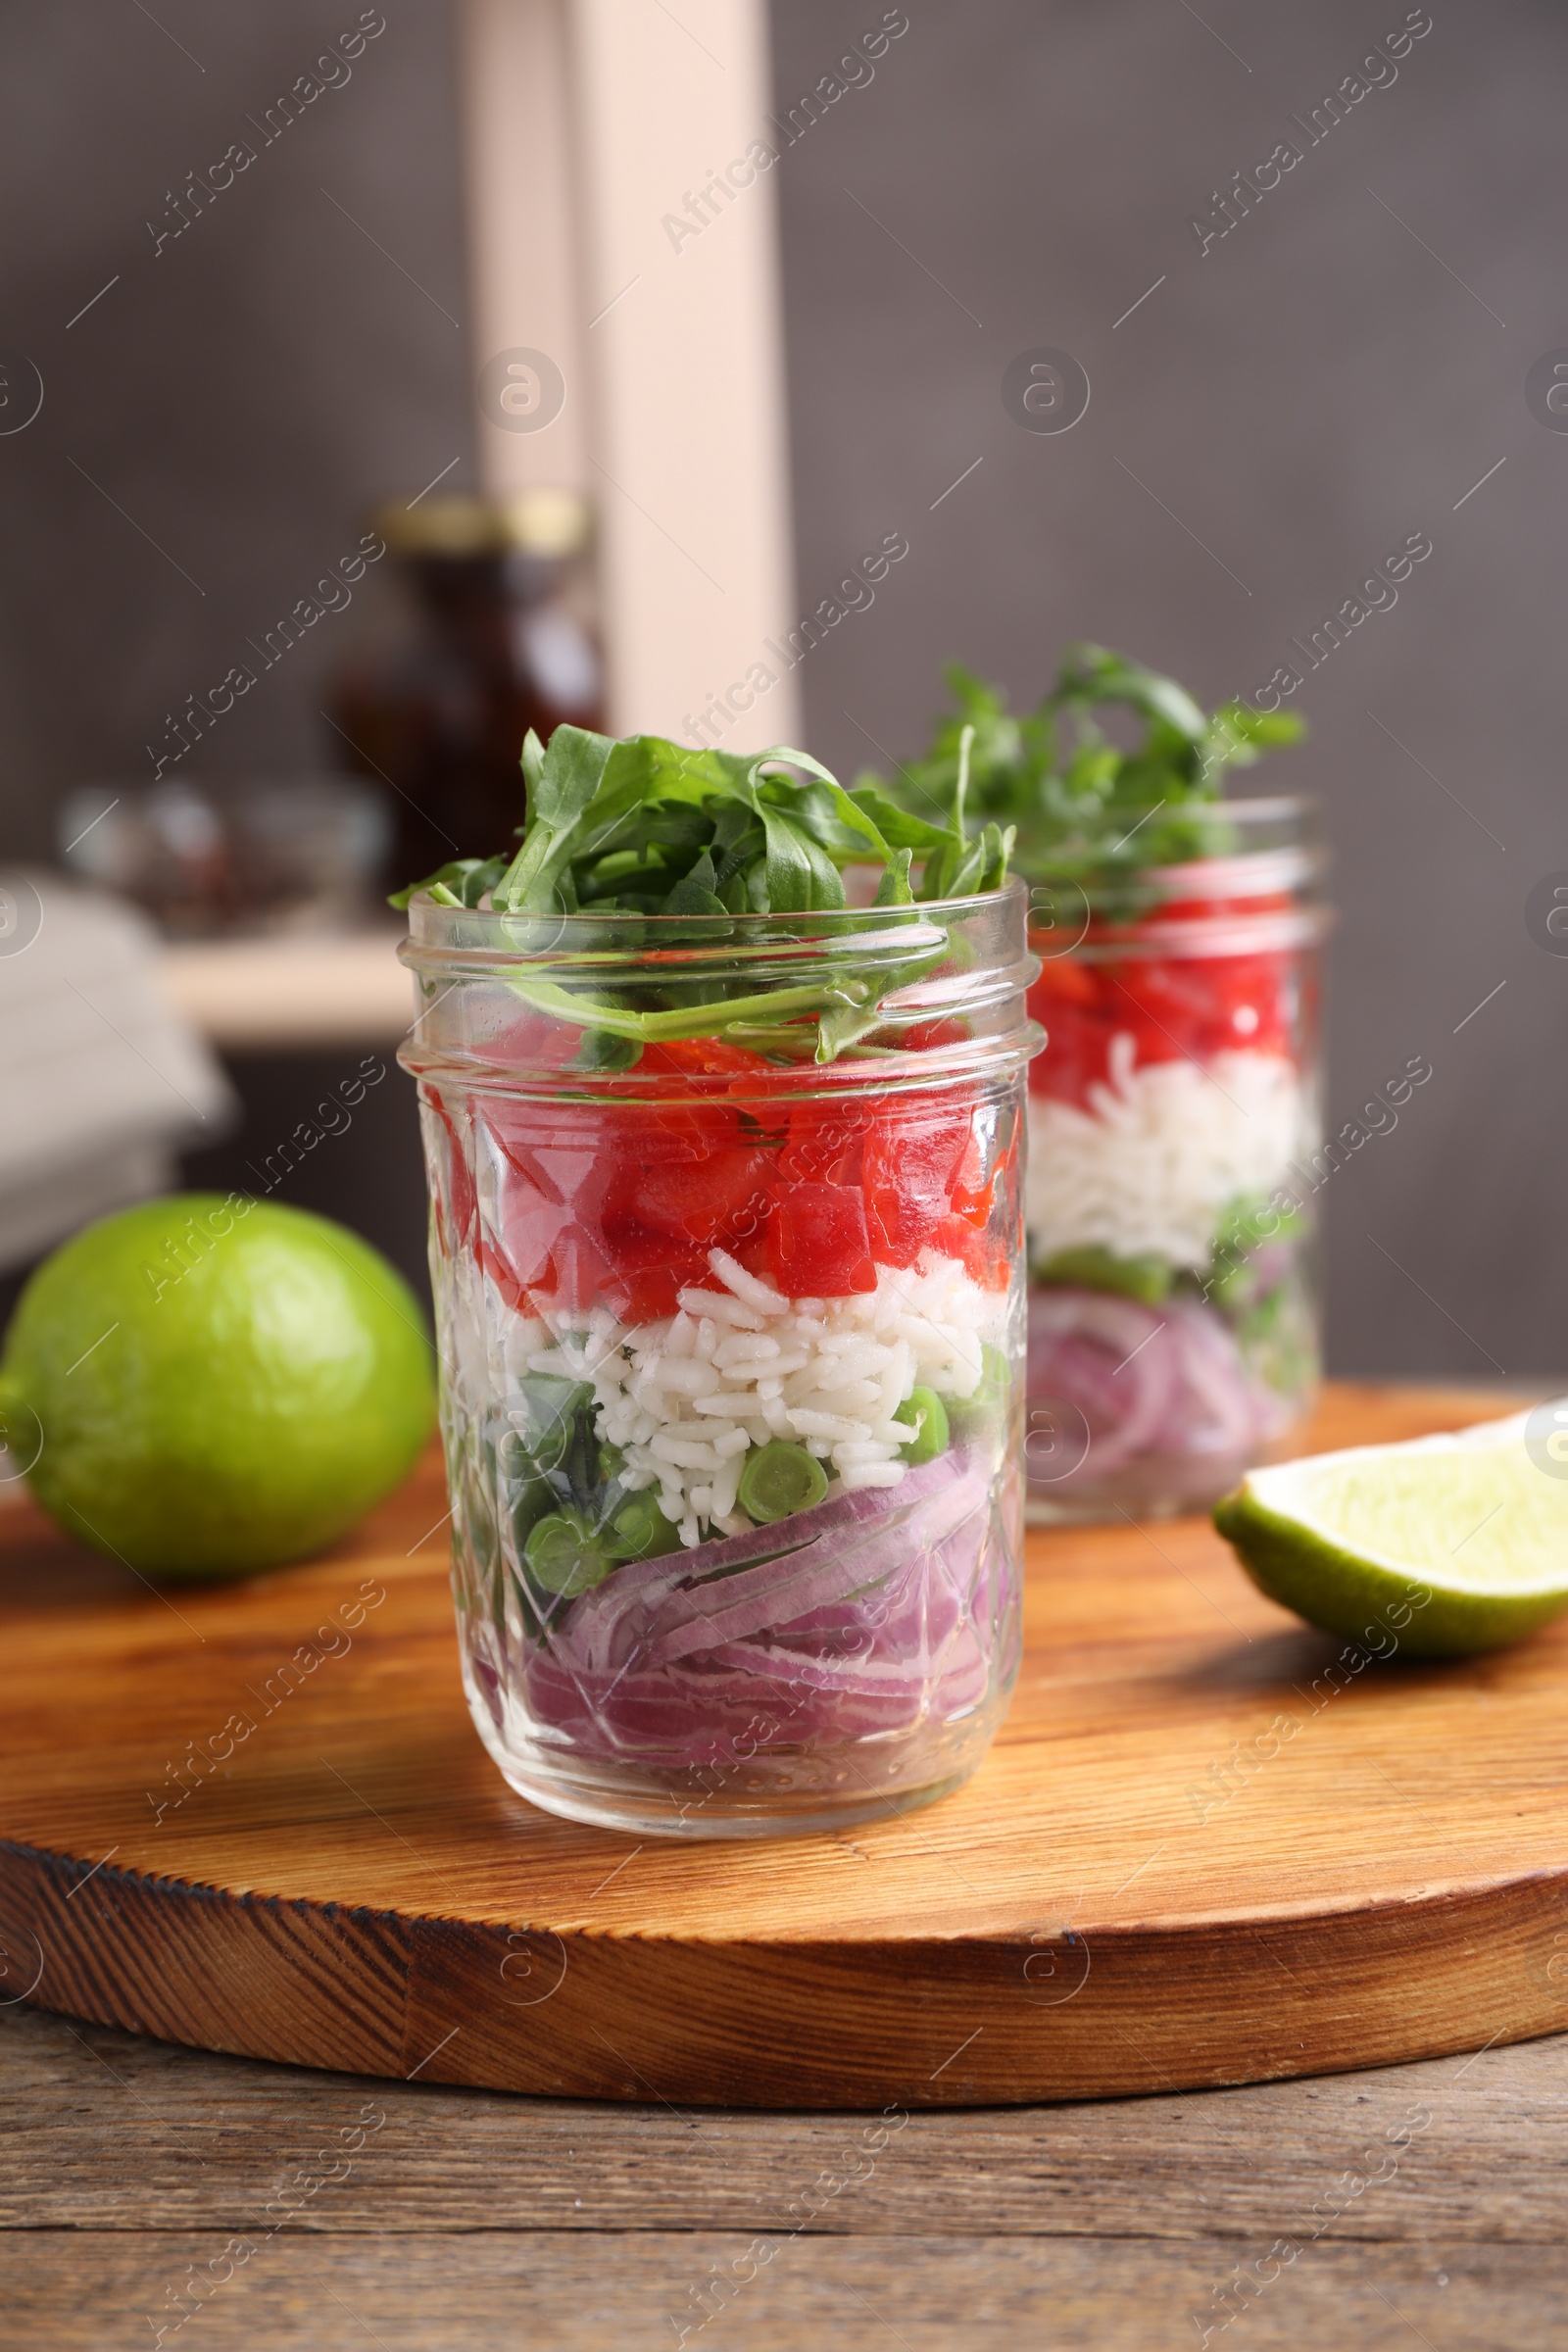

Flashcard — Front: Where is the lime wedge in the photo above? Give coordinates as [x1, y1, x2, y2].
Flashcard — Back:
[1214, 1405, 1568, 1656]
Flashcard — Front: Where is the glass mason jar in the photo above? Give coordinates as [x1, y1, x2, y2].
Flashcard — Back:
[400, 882, 1039, 1837]
[1021, 798, 1328, 1521]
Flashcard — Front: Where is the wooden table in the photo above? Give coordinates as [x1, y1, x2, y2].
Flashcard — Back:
[8, 1382, 1568, 2349]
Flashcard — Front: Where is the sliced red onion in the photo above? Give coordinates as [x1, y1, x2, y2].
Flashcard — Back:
[516, 1454, 1006, 1764]
[639, 1468, 988, 1667]
[1160, 1297, 1268, 1456]
[709, 1628, 989, 1718]
[640, 1541, 843, 1667]
[1028, 1289, 1179, 1471]
[561, 1449, 971, 1673]
[1026, 1284, 1283, 1491]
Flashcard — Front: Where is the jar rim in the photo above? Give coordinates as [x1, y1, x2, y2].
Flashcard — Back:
[402, 871, 1027, 949]
[1044, 906, 1332, 960]
[397, 876, 1041, 1101]
[1021, 796, 1329, 957]
[399, 1024, 1044, 1104]
[1014, 793, 1322, 879]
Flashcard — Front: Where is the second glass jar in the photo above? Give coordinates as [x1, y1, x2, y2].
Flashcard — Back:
[1021, 797, 1329, 1520]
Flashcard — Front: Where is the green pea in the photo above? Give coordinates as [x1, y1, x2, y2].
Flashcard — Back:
[948, 1343, 1010, 1440]
[893, 1386, 950, 1465]
[1037, 1244, 1171, 1306]
[738, 1441, 829, 1525]
[524, 1509, 615, 1596]
[604, 1492, 684, 1561]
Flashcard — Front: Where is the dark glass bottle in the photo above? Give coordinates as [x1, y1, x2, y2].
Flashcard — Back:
[326, 489, 604, 884]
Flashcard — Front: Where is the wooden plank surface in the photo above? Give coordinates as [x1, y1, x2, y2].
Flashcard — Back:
[14, 2228, 1565, 2351]
[7, 1996, 1568, 2348]
[5, 1381, 1566, 2107]
[4, 1994, 1564, 2242]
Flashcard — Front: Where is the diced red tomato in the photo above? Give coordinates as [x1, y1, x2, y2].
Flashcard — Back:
[778, 1098, 870, 1186]
[902, 1017, 970, 1053]
[426, 1098, 476, 1260]
[489, 1193, 571, 1292]
[861, 1101, 972, 1267]
[1028, 955, 1100, 1009]
[483, 1004, 603, 1073]
[614, 1144, 772, 1249]
[946, 1127, 995, 1229]
[1027, 894, 1298, 1108]
[477, 1045, 1007, 1313]
[591, 1223, 709, 1323]
[640, 1038, 776, 1080]
[766, 1182, 877, 1297]
[730, 1229, 775, 1283]
[475, 1233, 529, 1311]
[542, 1222, 619, 1315]
[927, 1210, 992, 1285]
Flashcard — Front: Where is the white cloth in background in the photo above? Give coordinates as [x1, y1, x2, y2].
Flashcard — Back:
[0, 871, 233, 1272]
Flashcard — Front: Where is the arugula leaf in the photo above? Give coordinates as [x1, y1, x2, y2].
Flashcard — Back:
[748, 747, 890, 862]
[916, 723, 979, 902]
[659, 847, 728, 918]
[814, 1000, 893, 1063]
[848, 783, 951, 855]
[978, 821, 1016, 893]
[1052, 644, 1208, 744]
[393, 720, 1013, 1056]
[873, 848, 915, 907]
[387, 855, 509, 911]
[492, 724, 621, 912]
[870, 646, 1303, 904]
[566, 1027, 644, 1074]
[758, 804, 844, 912]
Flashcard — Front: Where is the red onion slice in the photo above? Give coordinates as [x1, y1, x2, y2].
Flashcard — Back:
[637, 1466, 988, 1667]
[514, 1454, 1006, 1764]
[1028, 1289, 1179, 1470]
[561, 1450, 977, 1673]
[1026, 1283, 1284, 1488]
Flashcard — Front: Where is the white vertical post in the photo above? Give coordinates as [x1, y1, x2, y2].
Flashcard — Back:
[457, 0, 800, 753]
[457, 0, 587, 491]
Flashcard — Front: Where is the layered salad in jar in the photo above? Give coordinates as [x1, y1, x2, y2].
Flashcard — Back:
[396, 722, 1037, 1833]
[867, 646, 1324, 1519]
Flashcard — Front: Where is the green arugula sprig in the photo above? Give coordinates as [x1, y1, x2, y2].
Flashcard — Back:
[392, 721, 1012, 1066]
[866, 644, 1302, 912]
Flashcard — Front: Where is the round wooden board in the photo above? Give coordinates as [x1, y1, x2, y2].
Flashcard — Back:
[4, 1381, 1567, 2110]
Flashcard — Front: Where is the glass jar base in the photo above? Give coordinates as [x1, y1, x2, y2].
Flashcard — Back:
[491, 1760, 984, 1839]
[475, 1709, 1003, 1839]
[1025, 1415, 1312, 1526]
[1026, 1473, 1237, 1526]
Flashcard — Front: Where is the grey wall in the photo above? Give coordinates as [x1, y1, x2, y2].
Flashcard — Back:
[0, 0, 1562, 1381]
[769, 0, 1568, 1384]
[0, 0, 472, 835]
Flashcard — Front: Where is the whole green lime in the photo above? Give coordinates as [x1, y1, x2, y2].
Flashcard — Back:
[0, 1194, 435, 1580]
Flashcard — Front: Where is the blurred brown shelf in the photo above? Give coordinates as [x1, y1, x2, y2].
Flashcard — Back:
[156, 930, 413, 1053]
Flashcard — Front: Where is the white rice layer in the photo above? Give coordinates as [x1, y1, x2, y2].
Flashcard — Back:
[507, 1245, 1004, 1548]
[1025, 1033, 1305, 1270]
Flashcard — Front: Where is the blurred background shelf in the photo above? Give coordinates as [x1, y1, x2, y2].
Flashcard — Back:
[156, 932, 431, 1312]
[156, 928, 414, 1053]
